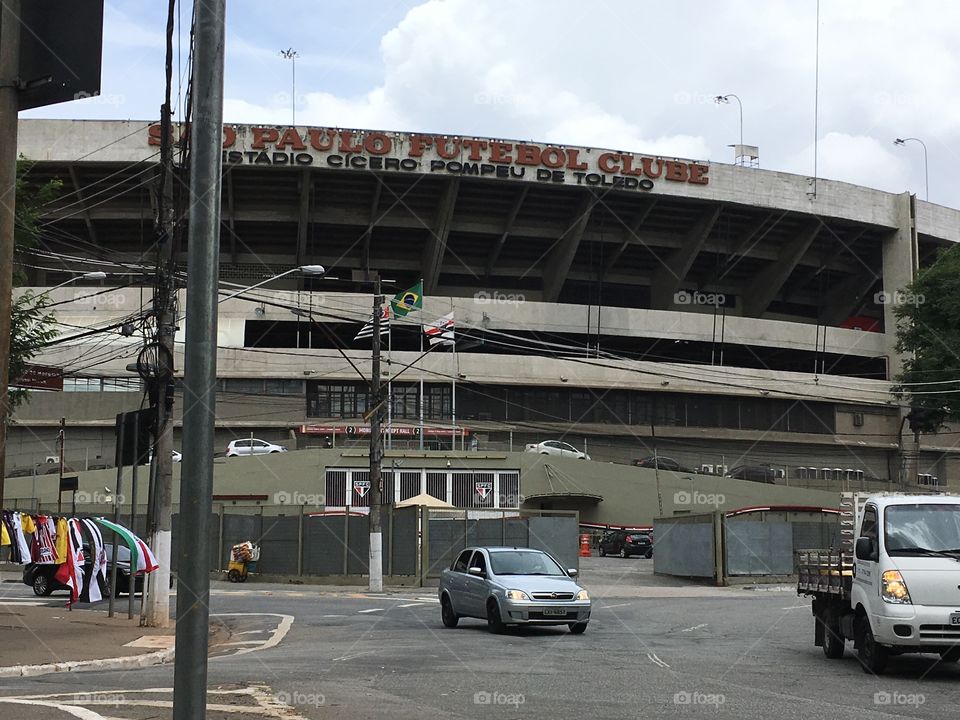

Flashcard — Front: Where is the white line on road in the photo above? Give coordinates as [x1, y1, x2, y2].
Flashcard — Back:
[358, 608, 384, 614]
[397, 602, 425, 608]
[601, 602, 632, 609]
[781, 605, 809, 610]
[681, 623, 708, 632]
[209, 613, 294, 656]
[322, 614, 346, 618]
[646, 652, 670, 668]
[333, 650, 377, 662]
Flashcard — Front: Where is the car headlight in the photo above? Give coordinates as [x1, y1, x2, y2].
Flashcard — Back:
[575, 590, 590, 601]
[881, 570, 912, 604]
[505, 589, 531, 601]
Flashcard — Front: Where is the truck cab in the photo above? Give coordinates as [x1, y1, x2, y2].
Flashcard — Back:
[798, 492, 960, 673]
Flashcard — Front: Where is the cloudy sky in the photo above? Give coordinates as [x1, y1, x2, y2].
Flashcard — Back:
[24, 0, 958, 205]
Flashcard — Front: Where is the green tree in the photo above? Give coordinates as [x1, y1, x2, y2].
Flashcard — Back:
[893, 244, 960, 432]
[8, 160, 62, 409]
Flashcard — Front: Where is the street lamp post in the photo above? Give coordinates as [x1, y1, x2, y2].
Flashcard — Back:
[714, 93, 743, 162]
[43, 271, 108, 293]
[280, 48, 298, 126]
[219, 264, 325, 303]
[894, 137, 929, 201]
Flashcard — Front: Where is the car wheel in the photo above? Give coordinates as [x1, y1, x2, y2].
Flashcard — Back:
[32, 573, 52, 597]
[486, 599, 506, 634]
[645, 549, 653, 559]
[441, 596, 459, 628]
[819, 612, 845, 659]
[619, 548, 627, 558]
[598, 546, 606, 557]
[857, 619, 889, 674]
[540, 452, 550, 456]
[568, 622, 588, 634]
[269, 450, 280, 453]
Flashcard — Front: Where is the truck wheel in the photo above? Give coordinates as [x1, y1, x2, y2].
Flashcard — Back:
[819, 614, 845, 659]
[857, 620, 889, 674]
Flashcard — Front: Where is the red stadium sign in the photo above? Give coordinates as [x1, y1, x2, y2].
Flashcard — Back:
[148, 125, 709, 192]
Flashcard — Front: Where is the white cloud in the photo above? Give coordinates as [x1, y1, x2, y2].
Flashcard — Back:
[783, 133, 911, 194]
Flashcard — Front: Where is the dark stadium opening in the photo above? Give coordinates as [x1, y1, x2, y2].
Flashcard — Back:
[305, 381, 836, 435]
[244, 320, 888, 379]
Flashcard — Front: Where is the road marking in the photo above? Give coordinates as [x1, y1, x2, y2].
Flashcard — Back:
[601, 602, 632, 609]
[322, 614, 346, 618]
[646, 652, 670, 668]
[358, 608, 384, 614]
[209, 613, 294, 656]
[782, 605, 808, 610]
[333, 650, 377, 662]
[681, 623, 708, 632]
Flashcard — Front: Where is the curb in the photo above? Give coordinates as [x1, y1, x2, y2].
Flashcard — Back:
[0, 645, 175, 678]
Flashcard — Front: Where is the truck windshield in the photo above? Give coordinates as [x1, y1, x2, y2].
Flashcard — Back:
[489, 550, 566, 576]
[884, 504, 960, 555]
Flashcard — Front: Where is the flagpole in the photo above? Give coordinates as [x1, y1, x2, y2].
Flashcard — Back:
[387, 317, 392, 451]
[418, 305, 424, 451]
[450, 299, 456, 452]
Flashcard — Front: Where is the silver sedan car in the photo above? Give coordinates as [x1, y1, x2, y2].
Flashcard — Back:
[438, 546, 591, 633]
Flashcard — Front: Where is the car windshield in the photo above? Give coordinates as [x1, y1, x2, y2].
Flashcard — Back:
[489, 550, 566, 576]
[884, 504, 960, 554]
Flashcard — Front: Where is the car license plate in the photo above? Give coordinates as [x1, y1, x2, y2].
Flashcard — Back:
[542, 608, 568, 617]
[950, 613, 960, 626]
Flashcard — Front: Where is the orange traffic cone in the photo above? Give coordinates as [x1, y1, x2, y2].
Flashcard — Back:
[579, 533, 591, 557]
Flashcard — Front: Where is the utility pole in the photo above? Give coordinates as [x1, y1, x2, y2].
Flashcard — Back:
[173, 0, 225, 717]
[144, 0, 178, 629]
[368, 278, 384, 592]
[0, 0, 21, 505]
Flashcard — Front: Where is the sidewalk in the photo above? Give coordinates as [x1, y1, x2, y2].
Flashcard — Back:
[0, 602, 178, 675]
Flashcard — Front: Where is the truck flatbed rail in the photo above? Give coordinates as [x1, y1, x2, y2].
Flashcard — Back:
[796, 549, 853, 597]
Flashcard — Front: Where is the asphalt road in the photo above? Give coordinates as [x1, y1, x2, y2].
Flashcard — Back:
[2, 558, 959, 719]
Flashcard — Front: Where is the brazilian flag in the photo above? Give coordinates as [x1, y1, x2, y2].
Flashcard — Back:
[391, 281, 423, 317]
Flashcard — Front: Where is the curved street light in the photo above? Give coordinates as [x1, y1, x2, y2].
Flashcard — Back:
[714, 93, 744, 156]
[893, 137, 929, 201]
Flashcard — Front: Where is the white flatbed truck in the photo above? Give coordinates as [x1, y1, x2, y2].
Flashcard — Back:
[797, 492, 960, 673]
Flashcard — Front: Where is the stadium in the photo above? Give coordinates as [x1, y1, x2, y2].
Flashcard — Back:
[7, 118, 960, 518]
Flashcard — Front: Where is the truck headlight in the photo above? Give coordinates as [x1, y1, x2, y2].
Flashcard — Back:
[575, 590, 590, 601]
[505, 589, 530, 601]
[881, 570, 912, 604]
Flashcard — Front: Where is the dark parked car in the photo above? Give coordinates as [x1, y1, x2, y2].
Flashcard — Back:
[598, 530, 653, 558]
[632, 456, 696, 473]
[725, 464, 778, 483]
[22, 544, 143, 598]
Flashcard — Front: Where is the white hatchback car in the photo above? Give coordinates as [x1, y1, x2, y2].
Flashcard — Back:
[524, 440, 590, 460]
[225, 438, 287, 457]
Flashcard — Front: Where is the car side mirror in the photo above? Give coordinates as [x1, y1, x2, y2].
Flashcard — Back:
[468, 566, 484, 577]
[567, 568, 578, 577]
[855, 537, 876, 561]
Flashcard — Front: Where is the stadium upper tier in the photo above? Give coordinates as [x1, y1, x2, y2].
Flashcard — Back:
[17, 119, 959, 383]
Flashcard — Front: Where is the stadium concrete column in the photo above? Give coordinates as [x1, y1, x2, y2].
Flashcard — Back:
[881, 192, 918, 380]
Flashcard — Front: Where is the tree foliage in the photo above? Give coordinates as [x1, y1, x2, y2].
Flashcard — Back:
[8, 160, 62, 409]
[893, 244, 960, 432]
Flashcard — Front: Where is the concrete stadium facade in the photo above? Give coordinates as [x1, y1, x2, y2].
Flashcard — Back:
[8, 119, 960, 500]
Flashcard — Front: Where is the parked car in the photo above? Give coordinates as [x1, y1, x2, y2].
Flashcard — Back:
[438, 546, 591, 633]
[23, 544, 143, 598]
[524, 440, 590, 460]
[225, 438, 288, 457]
[725, 464, 778, 483]
[598, 530, 653, 558]
[632, 456, 695, 473]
